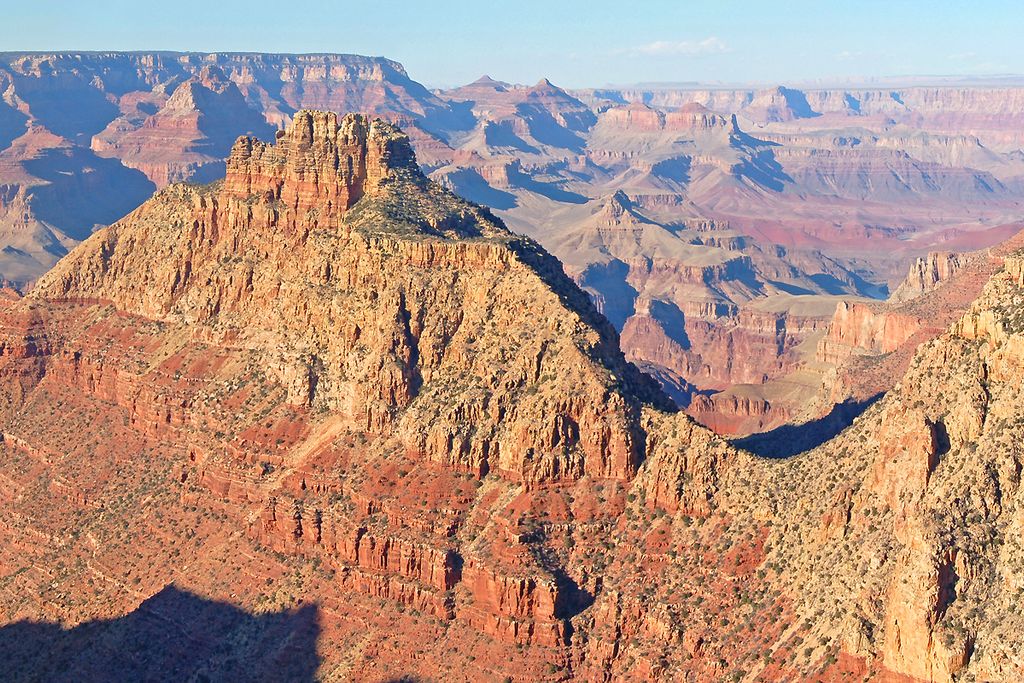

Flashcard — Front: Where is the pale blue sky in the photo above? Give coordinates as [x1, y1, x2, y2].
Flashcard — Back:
[2, 0, 1021, 88]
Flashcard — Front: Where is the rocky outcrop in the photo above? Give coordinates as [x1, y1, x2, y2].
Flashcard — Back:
[891, 251, 966, 303]
[881, 545, 975, 682]
[223, 110, 417, 218]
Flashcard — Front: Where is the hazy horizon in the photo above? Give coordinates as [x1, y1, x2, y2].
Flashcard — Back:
[4, 0, 1022, 89]
[7, 47, 1024, 92]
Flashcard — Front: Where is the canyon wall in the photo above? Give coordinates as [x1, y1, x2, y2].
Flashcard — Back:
[1, 112, 1023, 681]
[3, 52, 1024, 438]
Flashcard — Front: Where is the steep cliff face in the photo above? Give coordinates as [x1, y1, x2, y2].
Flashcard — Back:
[817, 300, 924, 364]
[748, 251, 1024, 682]
[891, 251, 967, 303]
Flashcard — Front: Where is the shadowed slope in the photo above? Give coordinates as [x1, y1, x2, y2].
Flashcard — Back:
[0, 586, 320, 682]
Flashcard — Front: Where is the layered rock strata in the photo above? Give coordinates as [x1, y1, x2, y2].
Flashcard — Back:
[2, 111, 1024, 682]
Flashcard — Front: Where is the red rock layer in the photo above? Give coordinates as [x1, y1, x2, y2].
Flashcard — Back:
[687, 393, 791, 435]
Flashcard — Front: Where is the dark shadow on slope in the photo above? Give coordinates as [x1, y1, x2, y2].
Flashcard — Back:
[483, 120, 540, 154]
[632, 361, 714, 410]
[766, 280, 816, 296]
[190, 86, 277, 159]
[778, 87, 821, 119]
[508, 165, 588, 204]
[808, 273, 852, 296]
[732, 148, 793, 193]
[648, 299, 691, 350]
[851, 273, 890, 300]
[10, 73, 122, 142]
[418, 99, 478, 140]
[650, 156, 692, 185]
[733, 394, 883, 458]
[528, 535, 595, 645]
[814, 253, 891, 299]
[518, 105, 587, 153]
[441, 167, 518, 210]
[377, 62, 476, 139]
[934, 419, 951, 458]
[0, 585, 321, 683]
[0, 100, 28, 152]
[141, 68, 276, 165]
[727, 126, 794, 193]
[578, 259, 637, 331]
[23, 148, 156, 240]
[552, 566, 595, 644]
[136, 101, 160, 116]
[589, 89, 628, 105]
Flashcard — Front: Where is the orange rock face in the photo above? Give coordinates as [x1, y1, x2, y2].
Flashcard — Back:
[687, 392, 791, 435]
[890, 252, 966, 303]
[223, 111, 417, 218]
[0, 111, 741, 680]
[2, 109, 1024, 683]
[817, 301, 924, 364]
[37, 111, 672, 487]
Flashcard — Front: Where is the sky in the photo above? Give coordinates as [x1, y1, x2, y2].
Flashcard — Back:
[2, 0, 1022, 89]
